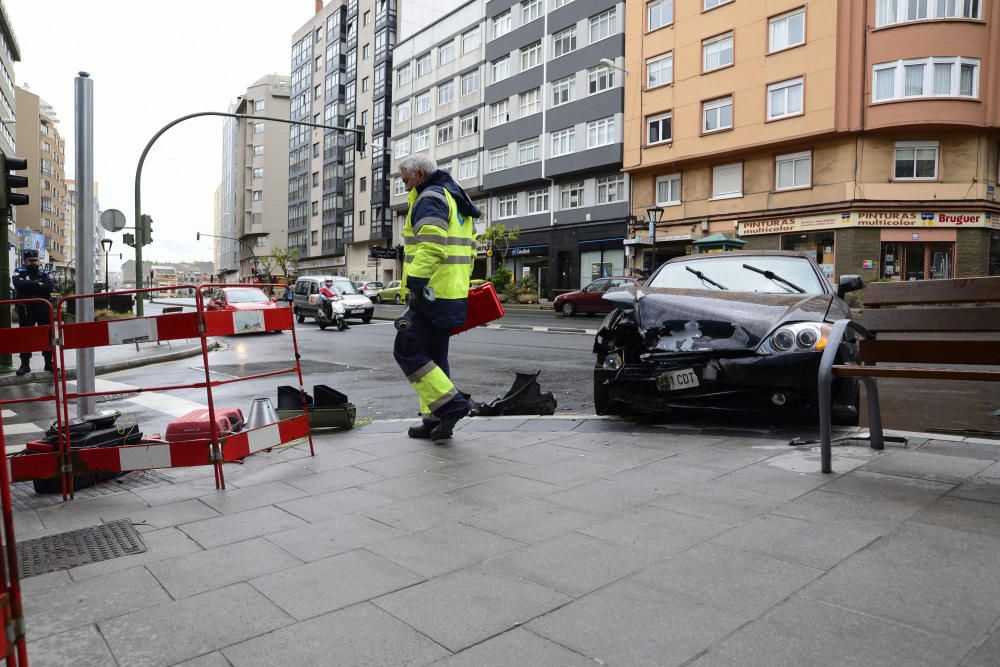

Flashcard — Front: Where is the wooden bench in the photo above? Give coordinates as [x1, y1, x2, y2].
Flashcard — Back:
[818, 276, 1000, 473]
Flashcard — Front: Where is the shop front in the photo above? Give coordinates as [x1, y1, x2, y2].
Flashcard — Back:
[503, 244, 550, 296]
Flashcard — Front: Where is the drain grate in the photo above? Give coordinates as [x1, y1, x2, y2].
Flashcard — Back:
[11, 470, 173, 512]
[18, 519, 147, 578]
[195, 360, 367, 377]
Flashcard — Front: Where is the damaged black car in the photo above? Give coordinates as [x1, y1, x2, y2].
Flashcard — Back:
[593, 251, 864, 424]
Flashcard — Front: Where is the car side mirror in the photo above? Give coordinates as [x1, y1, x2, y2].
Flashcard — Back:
[837, 275, 864, 298]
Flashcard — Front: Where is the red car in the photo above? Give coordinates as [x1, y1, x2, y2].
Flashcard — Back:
[553, 277, 642, 317]
[205, 287, 279, 312]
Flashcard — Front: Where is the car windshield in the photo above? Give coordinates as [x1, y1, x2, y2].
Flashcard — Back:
[224, 288, 271, 303]
[647, 256, 826, 295]
[328, 281, 360, 295]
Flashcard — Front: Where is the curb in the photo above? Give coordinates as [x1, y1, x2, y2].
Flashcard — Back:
[0, 340, 221, 387]
[370, 315, 594, 335]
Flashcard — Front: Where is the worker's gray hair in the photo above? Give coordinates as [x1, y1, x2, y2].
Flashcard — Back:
[399, 154, 438, 176]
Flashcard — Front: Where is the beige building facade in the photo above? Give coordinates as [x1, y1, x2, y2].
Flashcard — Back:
[624, 0, 1000, 281]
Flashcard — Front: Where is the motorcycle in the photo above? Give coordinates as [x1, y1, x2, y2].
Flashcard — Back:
[317, 295, 349, 331]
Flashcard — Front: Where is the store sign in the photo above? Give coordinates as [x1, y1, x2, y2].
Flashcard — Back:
[738, 211, 995, 235]
[509, 245, 547, 256]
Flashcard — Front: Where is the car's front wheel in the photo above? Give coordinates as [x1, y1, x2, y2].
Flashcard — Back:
[561, 301, 577, 317]
[295, 309, 305, 324]
[362, 313, 373, 324]
[375, 295, 382, 304]
[394, 294, 401, 304]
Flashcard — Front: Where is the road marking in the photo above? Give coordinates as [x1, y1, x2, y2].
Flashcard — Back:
[483, 323, 597, 336]
[1, 410, 14, 419]
[3, 423, 43, 435]
[92, 378, 207, 418]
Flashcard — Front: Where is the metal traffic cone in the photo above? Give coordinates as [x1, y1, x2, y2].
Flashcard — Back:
[246, 398, 280, 430]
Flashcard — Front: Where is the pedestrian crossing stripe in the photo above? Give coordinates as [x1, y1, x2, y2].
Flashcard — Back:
[3, 423, 43, 435]
[1, 410, 14, 419]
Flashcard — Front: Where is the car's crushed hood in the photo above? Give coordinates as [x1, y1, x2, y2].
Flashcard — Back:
[604, 286, 835, 352]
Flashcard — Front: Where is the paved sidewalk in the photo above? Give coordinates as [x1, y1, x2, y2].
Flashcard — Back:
[15, 417, 1000, 666]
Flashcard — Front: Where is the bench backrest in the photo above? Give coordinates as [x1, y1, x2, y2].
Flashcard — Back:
[856, 276, 1000, 365]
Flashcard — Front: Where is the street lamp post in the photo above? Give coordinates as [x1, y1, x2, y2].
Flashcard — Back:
[100, 238, 113, 294]
[646, 205, 664, 271]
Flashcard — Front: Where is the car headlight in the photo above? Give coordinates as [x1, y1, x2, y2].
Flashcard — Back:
[602, 351, 623, 370]
[759, 322, 831, 354]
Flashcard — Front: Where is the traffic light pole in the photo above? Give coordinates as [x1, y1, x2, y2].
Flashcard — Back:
[133, 112, 366, 316]
[0, 209, 11, 372]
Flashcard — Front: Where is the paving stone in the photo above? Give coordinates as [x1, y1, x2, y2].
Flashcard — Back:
[27, 624, 118, 667]
[100, 583, 293, 667]
[690, 596, 966, 667]
[711, 455, 842, 500]
[179, 505, 307, 549]
[917, 440, 1000, 461]
[351, 433, 436, 455]
[543, 478, 664, 517]
[19, 569, 71, 593]
[34, 492, 151, 533]
[174, 652, 232, 667]
[224, 602, 449, 666]
[226, 460, 319, 488]
[462, 497, 599, 544]
[860, 451, 994, 484]
[364, 493, 488, 532]
[265, 513, 405, 562]
[771, 489, 927, 534]
[803, 522, 1000, 641]
[282, 464, 383, 494]
[354, 421, 412, 434]
[250, 549, 423, 620]
[368, 522, 523, 577]
[710, 514, 881, 570]
[353, 450, 452, 477]
[13, 509, 43, 534]
[515, 419, 584, 431]
[276, 486, 394, 522]
[195, 480, 308, 515]
[25, 566, 171, 640]
[949, 477, 1000, 505]
[148, 538, 302, 599]
[978, 461, 1000, 479]
[819, 469, 953, 505]
[912, 496, 1000, 537]
[492, 442, 594, 466]
[578, 504, 729, 559]
[649, 485, 782, 525]
[446, 474, 565, 508]
[434, 628, 600, 666]
[606, 460, 726, 492]
[437, 457, 531, 483]
[527, 578, 747, 667]
[133, 476, 221, 506]
[459, 418, 528, 432]
[69, 526, 203, 582]
[513, 459, 619, 486]
[373, 565, 571, 652]
[361, 470, 467, 500]
[632, 542, 823, 616]
[490, 532, 654, 597]
[296, 446, 381, 472]
[126, 498, 220, 531]
[962, 626, 1000, 667]
[667, 441, 780, 472]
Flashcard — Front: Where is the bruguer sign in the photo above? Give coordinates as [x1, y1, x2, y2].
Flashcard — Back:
[738, 211, 999, 235]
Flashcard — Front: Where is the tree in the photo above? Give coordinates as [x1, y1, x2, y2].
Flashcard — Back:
[269, 247, 301, 282]
[481, 223, 519, 262]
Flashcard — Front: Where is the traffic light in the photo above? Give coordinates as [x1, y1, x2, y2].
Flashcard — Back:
[140, 214, 153, 245]
[355, 127, 365, 157]
[0, 155, 29, 211]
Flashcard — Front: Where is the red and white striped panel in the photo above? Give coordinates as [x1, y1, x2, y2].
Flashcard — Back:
[203, 308, 293, 336]
[0, 325, 51, 355]
[222, 415, 310, 461]
[61, 312, 201, 349]
[7, 438, 215, 482]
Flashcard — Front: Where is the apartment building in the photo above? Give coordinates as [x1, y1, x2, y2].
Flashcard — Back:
[289, 0, 400, 280]
[14, 86, 67, 265]
[483, 0, 628, 297]
[624, 0, 1000, 281]
[0, 1, 18, 288]
[388, 0, 490, 278]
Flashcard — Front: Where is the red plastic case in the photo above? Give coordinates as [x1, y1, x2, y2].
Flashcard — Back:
[165, 408, 244, 443]
[451, 283, 505, 336]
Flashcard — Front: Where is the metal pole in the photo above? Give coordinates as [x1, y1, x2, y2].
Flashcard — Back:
[75, 73, 96, 417]
[0, 209, 12, 372]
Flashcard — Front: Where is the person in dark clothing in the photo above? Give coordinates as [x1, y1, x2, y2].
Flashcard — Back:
[11, 249, 54, 375]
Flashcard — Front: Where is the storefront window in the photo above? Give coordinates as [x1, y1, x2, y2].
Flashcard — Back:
[579, 248, 624, 288]
[781, 232, 835, 281]
[880, 241, 953, 280]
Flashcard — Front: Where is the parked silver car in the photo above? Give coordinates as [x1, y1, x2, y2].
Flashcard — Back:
[291, 276, 374, 324]
[355, 281, 384, 301]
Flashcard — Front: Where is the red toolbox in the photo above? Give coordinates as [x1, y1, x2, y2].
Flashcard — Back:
[165, 408, 244, 443]
[451, 283, 505, 336]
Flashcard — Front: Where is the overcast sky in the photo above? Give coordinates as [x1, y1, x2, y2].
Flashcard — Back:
[7, 0, 457, 271]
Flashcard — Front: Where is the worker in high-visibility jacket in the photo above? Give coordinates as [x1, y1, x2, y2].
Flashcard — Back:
[394, 154, 480, 441]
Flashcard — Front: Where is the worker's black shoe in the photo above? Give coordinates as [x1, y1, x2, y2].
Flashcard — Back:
[43, 359, 53, 373]
[15, 362, 30, 376]
[407, 421, 436, 439]
[429, 409, 469, 443]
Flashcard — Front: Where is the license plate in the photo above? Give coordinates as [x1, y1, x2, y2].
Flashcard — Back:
[657, 368, 700, 392]
[345, 309, 355, 315]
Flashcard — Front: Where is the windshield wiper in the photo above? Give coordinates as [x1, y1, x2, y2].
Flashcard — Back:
[685, 266, 728, 290]
[741, 263, 805, 293]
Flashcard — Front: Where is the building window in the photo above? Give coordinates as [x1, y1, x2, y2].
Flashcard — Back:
[460, 113, 479, 136]
[553, 0, 572, 7]
[253, 167, 264, 178]
[560, 182, 585, 209]
[492, 56, 511, 82]
[894, 141, 938, 180]
[398, 65, 411, 87]
[416, 54, 431, 77]
[522, 0, 542, 23]
[588, 65, 614, 94]
[552, 75, 575, 106]
[438, 81, 455, 105]
[647, 111, 672, 145]
[518, 138, 541, 164]
[490, 100, 510, 127]
[315, 84, 322, 100]
[394, 177, 406, 196]
[462, 27, 481, 54]
[254, 100, 265, 111]
[459, 156, 478, 180]
[876, 0, 981, 27]
[489, 147, 509, 172]
[703, 96, 733, 133]
[767, 77, 804, 120]
[362, 77, 369, 92]
[359, 177, 367, 192]
[359, 211, 366, 226]
[493, 10, 512, 38]
[648, 0, 673, 30]
[520, 88, 541, 117]
[775, 151, 811, 190]
[527, 188, 549, 213]
[363, 44, 370, 59]
[413, 129, 430, 151]
[769, 8, 805, 53]
[253, 145, 264, 156]
[498, 194, 517, 218]
[712, 162, 743, 199]
[646, 53, 672, 89]
[873, 57, 979, 102]
[703, 32, 734, 72]
[396, 100, 411, 122]
[704, 0, 732, 9]
[521, 42, 541, 71]
[587, 117, 616, 148]
[590, 8, 616, 42]
[551, 128, 575, 157]
[461, 70, 480, 96]
[394, 136, 410, 157]
[597, 175, 625, 204]
[312, 172, 320, 187]
[553, 27, 576, 57]
[253, 122, 265, 134]
[438, 42, 456, 66]
[311, 230, 319, 245]
[437, 123, 454, 144]
[363, 9, 371, 24]
[416, 92, 431, 114]
[656, 174, 681, 205]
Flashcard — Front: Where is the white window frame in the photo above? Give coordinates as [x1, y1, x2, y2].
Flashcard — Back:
[394, 136, 410, 158]
[590, 8, 616, 43]
[647, 0, 673, 31]
[775, 150, 812, 191]
[438, 81, 455, 105]
[413, 129, 430, 151]
[416, 92, 431, 114]
[253, 145, 264, 156]
[712, 162, 743, 200]
[703, 96, 733, 133]
[596, 174, 626, 204]
[893, 141, 939, 180]
[560, 181, 585, 209]
[769, 7, 806, 53]
[462, 27, 481, 54]
[497, 193, 518, 219]
[646, 52, 673, 89]
[553, 27, 576, 58]
[705, 0, 733, 8]
[872, 57, 980, 102]
[520, 88, 541, 117]
[647, 111, 672, 145]
[460, 113, 479, 136]
[492, 10, 512, 38]
[656, 174, 681, 205]
[393, 177, 406, 196]
[437, 123, 454, 145]
[459, 155, 478, 180]
[490, 100, 510, 127]
[489, 147, 509, 172]
[875, 0, 982, 27]
[461, 70, 480, 96]
[588, 65, 614, 94]
[767, 77, 804, 120]
[396, 100, 411, 123]
[253, 122, 265, 134]
[521, 42, 541, 71]
[702, 32, 734, 72]
[492, 56, 511, 82]
[551, 128, 575, 157]
[518, 138, 541, 165]
[527, 188, 549, 213]
[553, 0, 572, 7]
[397, 65, 411, 87]
[522, 0, 542, 24]
[416, 54, 431, 77]
[439, 42, 456, 66]
[551, 76, 575, 106]
[587, 117, 616, 148]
